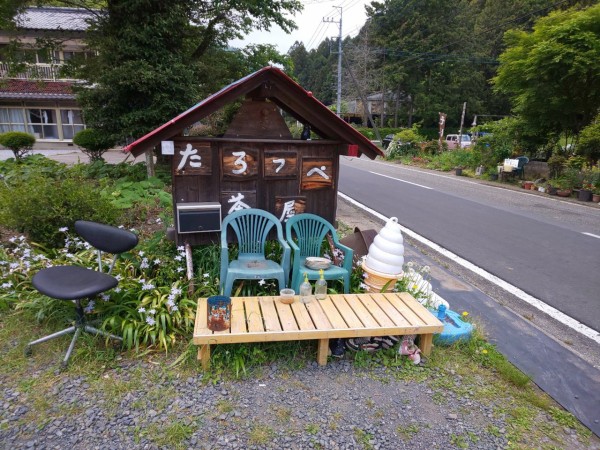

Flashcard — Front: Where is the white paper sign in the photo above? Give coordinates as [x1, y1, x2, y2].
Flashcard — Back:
[161, 141, 174, 155]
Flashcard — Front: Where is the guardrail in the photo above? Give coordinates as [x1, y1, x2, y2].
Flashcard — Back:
[0, 63, 77, 81]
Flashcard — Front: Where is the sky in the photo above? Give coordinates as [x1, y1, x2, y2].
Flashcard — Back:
[229, 0, 371, 54]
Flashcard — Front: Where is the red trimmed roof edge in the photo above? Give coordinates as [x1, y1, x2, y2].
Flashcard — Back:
[123, 66, 382, 159]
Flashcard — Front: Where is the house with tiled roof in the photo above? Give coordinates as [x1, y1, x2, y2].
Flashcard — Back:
[0, 7, 94, 146]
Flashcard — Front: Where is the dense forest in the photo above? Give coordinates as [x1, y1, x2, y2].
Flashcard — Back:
[287, 0, 594, 132]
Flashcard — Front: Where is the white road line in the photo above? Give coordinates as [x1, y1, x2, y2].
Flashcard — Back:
[338, 191, 600, 344]
[582, 232, 600, 239]
[368, 171, 434, 190]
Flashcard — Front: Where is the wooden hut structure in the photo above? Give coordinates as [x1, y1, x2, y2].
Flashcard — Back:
[124, 66, 383, 246]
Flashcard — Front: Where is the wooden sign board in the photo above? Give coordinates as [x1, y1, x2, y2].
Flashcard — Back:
[264, 151, 297, 179]
[275, 196, 306, 223]
[173, 142, 212, 176]
[222, 146, 258, 179]
[221, 191, 257, 216]
[301, 158, 335, 190]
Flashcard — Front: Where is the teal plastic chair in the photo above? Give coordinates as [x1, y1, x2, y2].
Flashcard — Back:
[220, 209, 291, 296]
[285, 213, 354, 294]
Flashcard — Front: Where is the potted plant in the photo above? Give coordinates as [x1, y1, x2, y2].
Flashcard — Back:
[546, 181, 558, 195]
[578, 183, 593, 202]
[592, 188, 600, 203]
[555, 178, 573, 197]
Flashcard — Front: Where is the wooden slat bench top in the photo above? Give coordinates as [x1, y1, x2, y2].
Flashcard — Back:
[193, 293, 444, 369]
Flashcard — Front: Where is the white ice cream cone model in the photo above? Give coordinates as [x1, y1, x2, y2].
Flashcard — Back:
[362, 217, 405, 292]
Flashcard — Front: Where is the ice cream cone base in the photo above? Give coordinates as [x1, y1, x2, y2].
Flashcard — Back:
[361, 262, 403, 293]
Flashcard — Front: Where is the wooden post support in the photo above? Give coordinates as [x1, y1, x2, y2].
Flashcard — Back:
[418, 334, 433, 356]
[198, 344, 211, 370]
[317, 339, 329, 365]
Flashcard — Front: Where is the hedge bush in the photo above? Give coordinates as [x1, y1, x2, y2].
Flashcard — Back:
[0, 131, 36, 160]
[73, 128, 116, 162]
[0, 174, 120, 248]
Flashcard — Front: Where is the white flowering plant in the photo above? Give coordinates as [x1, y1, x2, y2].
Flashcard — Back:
[0, 228, 196, 352]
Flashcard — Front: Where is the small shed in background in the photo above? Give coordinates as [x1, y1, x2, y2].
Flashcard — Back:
[124, 66, 383, 246]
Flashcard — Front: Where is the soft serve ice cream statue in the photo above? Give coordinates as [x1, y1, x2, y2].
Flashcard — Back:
[364, 217, 405, 276]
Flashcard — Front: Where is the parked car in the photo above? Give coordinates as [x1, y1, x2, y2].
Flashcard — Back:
[445, 134, 471, 149]
[382, 134, 395, 149]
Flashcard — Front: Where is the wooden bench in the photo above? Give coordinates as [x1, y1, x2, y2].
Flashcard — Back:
[193, 292, 444, 369]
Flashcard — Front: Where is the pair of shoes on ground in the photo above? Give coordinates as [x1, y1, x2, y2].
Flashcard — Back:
[329, 338, 346, 358]
[345, 335, 400, 353]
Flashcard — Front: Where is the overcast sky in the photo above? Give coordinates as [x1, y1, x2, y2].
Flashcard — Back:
[230, 0, 370, 54]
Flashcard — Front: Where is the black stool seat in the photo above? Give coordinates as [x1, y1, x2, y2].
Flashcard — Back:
[26, 220, 138, 370]
[32, 266, 118, 300]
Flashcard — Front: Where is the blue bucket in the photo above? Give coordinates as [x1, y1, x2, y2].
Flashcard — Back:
[430, 305, 473, 345]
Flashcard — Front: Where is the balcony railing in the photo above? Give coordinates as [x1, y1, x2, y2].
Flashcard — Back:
[0, 62, 78, 81]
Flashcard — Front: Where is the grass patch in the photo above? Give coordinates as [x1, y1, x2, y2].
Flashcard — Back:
[397, 423, 420, 440]
[354, 427, 374, 449]
[248, 423, 275, 445]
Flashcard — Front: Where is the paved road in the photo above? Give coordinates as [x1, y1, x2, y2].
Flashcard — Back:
[339, 157, 600, 333]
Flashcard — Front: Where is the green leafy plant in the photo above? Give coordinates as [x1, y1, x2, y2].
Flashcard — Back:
[0, 174, 119, 248]
[0, 131, 36, 160]
[72, 128, 116, 162]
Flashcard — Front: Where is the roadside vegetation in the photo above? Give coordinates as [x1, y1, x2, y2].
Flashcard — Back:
[0, 155, 595, 448]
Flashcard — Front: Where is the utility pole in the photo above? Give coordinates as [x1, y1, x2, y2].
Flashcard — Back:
[324, 6, 342, 117]
[458, 102, 467, 146]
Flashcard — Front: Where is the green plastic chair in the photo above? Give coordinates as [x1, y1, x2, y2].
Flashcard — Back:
[220, 209, 291, 296]
[285, 213, 354, 294]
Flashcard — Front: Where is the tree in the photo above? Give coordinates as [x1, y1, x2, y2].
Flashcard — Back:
[493, 5, 600, 148]
[577, 113, 600, 164]
[0, 131, 35, 160]
[72, 128, 115, 162]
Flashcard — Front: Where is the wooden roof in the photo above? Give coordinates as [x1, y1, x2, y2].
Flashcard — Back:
[123, 66, 383, 159]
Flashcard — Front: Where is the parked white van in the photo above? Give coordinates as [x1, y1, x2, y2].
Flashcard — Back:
[445, 134, 471, 149]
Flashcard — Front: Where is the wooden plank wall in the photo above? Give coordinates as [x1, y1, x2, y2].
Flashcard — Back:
[171, 136, 341, 246]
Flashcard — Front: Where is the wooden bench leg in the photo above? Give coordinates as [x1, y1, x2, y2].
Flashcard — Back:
[198, 344, 211, 370]
[317, 339, 329, 366]
[419, 334, 433, 356]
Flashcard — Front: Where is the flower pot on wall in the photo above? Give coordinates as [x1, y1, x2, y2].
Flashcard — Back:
[578, 189, 592, 202]
[556, 189, 572, 198]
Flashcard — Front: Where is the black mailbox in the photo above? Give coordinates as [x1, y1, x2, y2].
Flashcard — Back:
[176, 202, 222, 234]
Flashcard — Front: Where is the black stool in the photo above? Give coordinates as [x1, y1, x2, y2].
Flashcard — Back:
[26, 221, 138, 369]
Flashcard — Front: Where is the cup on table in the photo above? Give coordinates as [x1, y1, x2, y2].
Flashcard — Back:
[279, 288, 295, 304]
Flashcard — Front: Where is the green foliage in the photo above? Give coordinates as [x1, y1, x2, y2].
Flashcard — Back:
[493, 5, 600, 143]
[385, 126, 426, 159]
[0, 131, 36, 160]
[101, 177, 170, 210]
[426, 150, 477, 172]
[72, 160, 149, 182]
[72, 128, 116, 162]
[577, 113, 600, 163]
[565, 155, 586, 170]
[0, 154, 70, 181]
[547, 153, 567, 178]
[0, 174, 119, 248]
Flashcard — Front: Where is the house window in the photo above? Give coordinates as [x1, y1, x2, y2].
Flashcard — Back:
[60, 109, 85, 139]
[0, 108, 27, 133]
[27, 109, 59, 139]
[0, 107, 85, 140]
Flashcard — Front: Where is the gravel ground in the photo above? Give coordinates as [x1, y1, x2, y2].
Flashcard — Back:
[0, 358, 511, 450]
[2, 354, 598, 450]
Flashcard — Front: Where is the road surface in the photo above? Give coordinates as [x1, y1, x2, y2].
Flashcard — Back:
[339, 157, 600, 333]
